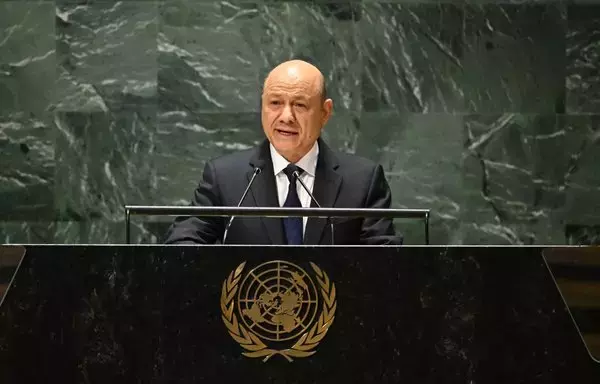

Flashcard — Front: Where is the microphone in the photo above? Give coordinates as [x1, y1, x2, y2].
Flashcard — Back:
[222, 166, 262, 244]
[292, 170, 335, 245]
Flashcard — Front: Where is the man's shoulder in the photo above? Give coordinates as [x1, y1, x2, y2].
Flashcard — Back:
[207, 147, 256, 169]
[334, 150, 381, 173]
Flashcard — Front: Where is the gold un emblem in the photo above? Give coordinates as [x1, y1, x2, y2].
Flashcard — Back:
[221, 260, 337, 362]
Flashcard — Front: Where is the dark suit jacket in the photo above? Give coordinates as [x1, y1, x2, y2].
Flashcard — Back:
[164, 138, 402, 245]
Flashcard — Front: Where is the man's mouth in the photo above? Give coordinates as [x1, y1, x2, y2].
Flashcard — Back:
[275, 128, 298, 136]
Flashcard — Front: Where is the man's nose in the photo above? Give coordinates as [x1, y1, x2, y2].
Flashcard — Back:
[279, 104, 295, 123]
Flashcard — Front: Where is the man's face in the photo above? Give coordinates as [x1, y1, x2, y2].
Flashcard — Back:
[261, 68, 332, 163]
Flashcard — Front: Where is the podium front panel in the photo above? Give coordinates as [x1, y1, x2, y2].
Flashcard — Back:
[0, 245, 598, 383]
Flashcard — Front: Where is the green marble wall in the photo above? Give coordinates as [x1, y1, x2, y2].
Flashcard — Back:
[1, 1, 599, 245]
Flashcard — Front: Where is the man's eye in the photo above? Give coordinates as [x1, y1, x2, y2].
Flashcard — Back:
[270, 100, 281, 105]
[295, 103, 306, 108]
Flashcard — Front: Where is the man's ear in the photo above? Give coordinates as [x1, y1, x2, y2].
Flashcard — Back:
[321, 98, 333, 126]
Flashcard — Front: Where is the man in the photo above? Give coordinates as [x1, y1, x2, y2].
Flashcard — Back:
[164, 60, 402, 245]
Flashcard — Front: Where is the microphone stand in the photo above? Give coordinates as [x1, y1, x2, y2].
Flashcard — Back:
[222, 167, 262, 244]
[292, 171, 335, 246]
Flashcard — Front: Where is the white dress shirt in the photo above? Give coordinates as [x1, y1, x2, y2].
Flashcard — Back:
[269, 141, 319, 234]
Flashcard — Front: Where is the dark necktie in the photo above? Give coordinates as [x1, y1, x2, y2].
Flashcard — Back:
[282, 164, 304, 245]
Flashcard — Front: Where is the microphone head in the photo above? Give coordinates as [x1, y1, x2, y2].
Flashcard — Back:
[292, 170, 300, 179]
[251, 160, 265, 174]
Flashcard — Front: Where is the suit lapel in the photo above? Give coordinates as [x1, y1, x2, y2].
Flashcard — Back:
[304, 140, 342, 245]
[248, 140, 285, 245]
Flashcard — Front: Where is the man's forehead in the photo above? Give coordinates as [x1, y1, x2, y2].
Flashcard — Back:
[264, 76, 315, 88]
[263, 80, 319, 97]
[262, 89, 314, 98]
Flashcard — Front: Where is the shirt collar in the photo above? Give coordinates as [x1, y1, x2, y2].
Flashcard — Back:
[270, 141, 319, 177]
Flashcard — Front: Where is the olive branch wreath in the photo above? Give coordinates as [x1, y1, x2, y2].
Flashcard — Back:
[220, 261, 337, 362]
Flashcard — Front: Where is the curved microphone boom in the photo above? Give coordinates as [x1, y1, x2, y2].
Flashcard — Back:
[222, 166, 262, 244]
[292, 170, 335, 245]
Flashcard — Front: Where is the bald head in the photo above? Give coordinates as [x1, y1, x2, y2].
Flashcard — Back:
[263, 60, 327, 102]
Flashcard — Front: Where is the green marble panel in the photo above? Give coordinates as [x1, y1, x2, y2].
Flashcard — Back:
[461, 113, 600, 244]
[462, 4, 566, 113]
[360, 113, 464, 245]
[0, 2, 55, 221]
[53, 105, 157, 223]
[566, 4, 600, 112]
[55, 1, 157, 110]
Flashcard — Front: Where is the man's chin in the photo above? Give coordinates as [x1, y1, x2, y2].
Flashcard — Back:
[272, 143, 296, 153]
[271, 142, 302, 161]
[271, 135, 299, 147]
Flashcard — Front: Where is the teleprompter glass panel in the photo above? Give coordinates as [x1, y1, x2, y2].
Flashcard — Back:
[544, 247, 600, 362]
